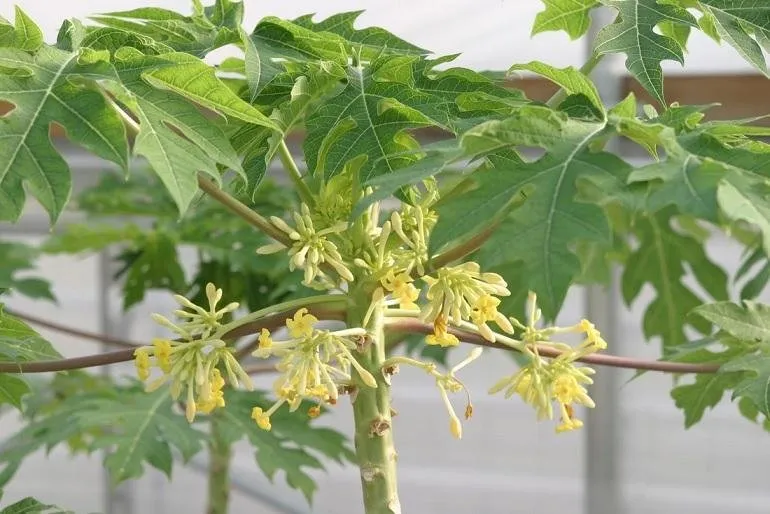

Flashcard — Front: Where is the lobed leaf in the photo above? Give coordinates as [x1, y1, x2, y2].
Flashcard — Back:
[212, 390, 355, 503]
[621, 209, 728, 348]
[532, 0, 600, 40]
[0, 44, 129, 224]
[594, 0, 697, 105]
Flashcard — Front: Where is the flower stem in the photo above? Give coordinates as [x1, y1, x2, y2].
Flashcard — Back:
[277, 139, 315, 207]
[348, 288, 401, 514]
[207, 412, 233, 514]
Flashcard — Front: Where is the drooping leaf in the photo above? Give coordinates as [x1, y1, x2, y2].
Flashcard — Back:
[532, 0, 600, 40]
[0, 45, 129, 223]
[593, 0, 697, 105]
[102, 47, 244, 214]
[621, 209, 728, 348]
[717, 178, 770, 257]
[214, 390, 355, 503]
[625, 119, 770, 232]
[698, 0, 770, 76]
[703, 5, 769, 77]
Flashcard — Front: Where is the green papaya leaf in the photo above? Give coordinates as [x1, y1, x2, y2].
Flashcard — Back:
[0, 45, 128, 223]
[593, 0, 697, 105]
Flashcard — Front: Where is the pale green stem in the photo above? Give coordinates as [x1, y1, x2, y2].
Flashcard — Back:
[348, 288, 401, 514]
[216, 294, 346, 339]
[382, 309, 528, 353]
[107, 98, 293, 247]
[277, 139, 315, 207]
[545, 52, 604, 107]
[207, 401, 232, 514]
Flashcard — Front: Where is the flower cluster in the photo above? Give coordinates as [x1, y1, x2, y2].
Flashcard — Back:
[250, 308, 376, 430]
[257, 203, 354, 289]
[421, 262, 514, 345]
[489, 294, 608, 433]
[134, 283, 252, 422]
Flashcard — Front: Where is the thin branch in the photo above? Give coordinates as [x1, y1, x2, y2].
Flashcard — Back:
[277, 139, 315, 207]
[109, 98, 293, 248]
[243, 363, 278, 375]
[5, 309, 140, 349]
[427, 222, 498, 273]
[2, 304, 347, 374]
[386, 319, 721, 374]
[0, 349, 136, 374]
[196, 176, 292, 246]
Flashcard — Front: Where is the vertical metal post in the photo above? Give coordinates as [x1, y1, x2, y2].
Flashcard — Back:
[98, 250, 136, 514]
[582, 6, 624, 514]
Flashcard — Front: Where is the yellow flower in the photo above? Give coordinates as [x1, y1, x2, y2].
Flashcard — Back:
[470, 294, 514, 341]
[197, 369, 226, 414]
[251, 407, 272, 431]
[258, 328, 272, 349]
[579, 319, 607, 350]
[134, 348, 151, 381]
[308, 405, 321, 418]
[555, 403, 584, 433]
[286, 308, 318, 338]
[152, 338, 173, 373]
[381, 270, 421, 309]
[425, 315, 459, 347]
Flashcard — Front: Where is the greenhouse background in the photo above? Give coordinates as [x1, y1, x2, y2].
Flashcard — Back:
[1, 1, 770, 513]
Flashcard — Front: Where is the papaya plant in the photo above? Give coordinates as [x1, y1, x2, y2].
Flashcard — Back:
[2, 1, 770, 513]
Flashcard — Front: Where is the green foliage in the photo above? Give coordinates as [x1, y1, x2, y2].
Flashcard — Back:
[0, 497, 74, 514]
[594, 0, 697, 105]
[215, 390, 356, 502]
[680, 301, 770, 420]
[699, 0, 770, 77]
[0, 40, 129, 223]
[0, 308, 61, 410]
[621, 210, 728, 348]
[0, 241, 53, 301]
[532, 0, 600, 40]
[43, 170, 298, 310]
[4, 0, 770, 510]
[0, 374, 353, 501]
